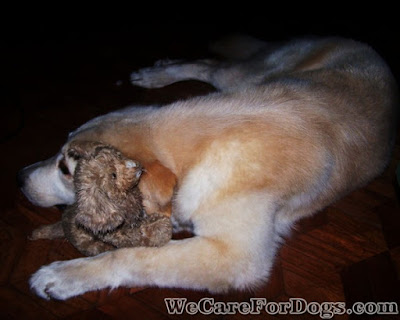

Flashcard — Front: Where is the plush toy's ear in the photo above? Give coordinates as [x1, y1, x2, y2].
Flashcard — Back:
[125, 160, 138, 169]
[67, 140, 109, 160]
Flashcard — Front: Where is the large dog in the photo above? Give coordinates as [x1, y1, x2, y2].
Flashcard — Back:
[18, 35, 398, 300]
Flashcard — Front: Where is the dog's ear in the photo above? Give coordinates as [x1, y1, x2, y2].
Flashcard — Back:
[67, 140, 109, 160]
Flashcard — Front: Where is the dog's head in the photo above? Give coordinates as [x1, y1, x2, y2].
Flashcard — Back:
[17, 140, 134, 208]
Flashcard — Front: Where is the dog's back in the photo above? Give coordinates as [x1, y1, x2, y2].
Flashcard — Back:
[210, 36, 398, 187]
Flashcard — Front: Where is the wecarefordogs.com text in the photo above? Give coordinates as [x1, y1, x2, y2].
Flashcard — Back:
[164, 298, 398, 319]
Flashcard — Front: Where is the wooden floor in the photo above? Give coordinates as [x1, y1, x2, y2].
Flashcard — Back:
[1, 26, 400, 319]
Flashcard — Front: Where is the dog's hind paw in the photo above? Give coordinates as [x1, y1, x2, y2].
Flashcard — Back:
[130, 60, 184, 88]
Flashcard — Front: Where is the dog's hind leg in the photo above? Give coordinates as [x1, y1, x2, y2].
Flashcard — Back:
[130, 35, 267, 91]
[130, 59, 218, 89]
[130, 57, 261, 92]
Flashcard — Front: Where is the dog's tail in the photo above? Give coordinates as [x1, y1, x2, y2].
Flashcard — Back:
[209, 34, 267, 60]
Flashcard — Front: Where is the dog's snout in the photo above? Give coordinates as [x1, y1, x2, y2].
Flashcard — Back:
[16, 169, 26, 188]
[16, 161, 43, 190]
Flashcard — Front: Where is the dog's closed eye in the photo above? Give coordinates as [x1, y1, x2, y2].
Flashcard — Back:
[67, 149, 81, 161]
[58, 159, 71, 176]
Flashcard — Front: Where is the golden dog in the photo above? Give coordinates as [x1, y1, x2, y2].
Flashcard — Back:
[19, 35, 398, 299]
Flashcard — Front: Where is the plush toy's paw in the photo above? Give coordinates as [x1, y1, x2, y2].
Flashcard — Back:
[29, 222, 64, 240]
[78, 241, 116, 257]
[140, 215, 172, 247]
[29, 227, 49, 240]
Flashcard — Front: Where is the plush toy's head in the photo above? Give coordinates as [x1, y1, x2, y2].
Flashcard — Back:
[68, 142, 144, 234]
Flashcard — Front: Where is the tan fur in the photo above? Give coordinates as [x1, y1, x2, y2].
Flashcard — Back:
[138, 160, 176, 217]
[23, 37, 398, 300]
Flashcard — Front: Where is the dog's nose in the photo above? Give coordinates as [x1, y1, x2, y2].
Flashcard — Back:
[16, 169, 26, 189]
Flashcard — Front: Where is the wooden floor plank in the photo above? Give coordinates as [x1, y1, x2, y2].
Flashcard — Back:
[0, 286, 57, 320]
[341, 251, 400, 305]
[98, 295, 170, 320]
[0, 219, 26, 285]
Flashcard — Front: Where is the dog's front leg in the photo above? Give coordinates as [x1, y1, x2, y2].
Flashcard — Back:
[30, 193, 280, 300]
[30, 235, 261, 300]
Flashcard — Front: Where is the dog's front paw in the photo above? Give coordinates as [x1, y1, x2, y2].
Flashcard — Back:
[30, 259, 89, 300]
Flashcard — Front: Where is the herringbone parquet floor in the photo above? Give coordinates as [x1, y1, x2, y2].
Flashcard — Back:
[1, 25, 399, 319]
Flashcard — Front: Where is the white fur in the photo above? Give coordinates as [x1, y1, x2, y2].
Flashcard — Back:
[21, 154, 76, 207]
